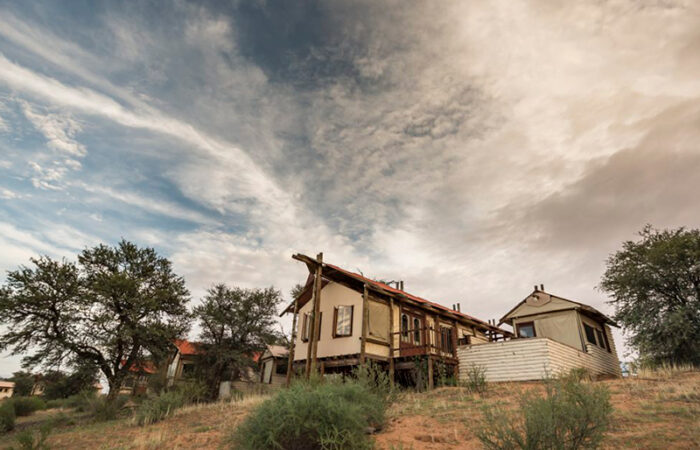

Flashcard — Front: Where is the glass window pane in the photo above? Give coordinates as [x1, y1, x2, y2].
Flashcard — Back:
[336, 305, 352, 336]
[584, 324, 597, 345]
[518, 323, 535, 338]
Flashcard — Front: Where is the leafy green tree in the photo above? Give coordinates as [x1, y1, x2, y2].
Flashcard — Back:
[0, 240, 191, 403]
[41, 362, 98, 399]
[600, 226, 700, 366]
[290, 283, 306, 301]
[193, 284, 283, 398]
[8, 371, 34, 397]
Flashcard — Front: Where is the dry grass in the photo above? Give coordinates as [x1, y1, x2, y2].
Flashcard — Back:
[378, 370, 700, 450]
[0, 369, 697, 449]
[0, 394, 269, 450]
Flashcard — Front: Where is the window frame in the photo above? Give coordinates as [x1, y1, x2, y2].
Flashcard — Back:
[440, 326, 454, 353]
[583, 323, 597, 346]
[301, 311, 322, 342]
[332, 305, 354, 338]
[517, 321, 536, 338]
[413, 317, 422, 344]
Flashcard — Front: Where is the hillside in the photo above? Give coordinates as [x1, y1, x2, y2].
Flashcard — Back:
[1, 370, 697, 449]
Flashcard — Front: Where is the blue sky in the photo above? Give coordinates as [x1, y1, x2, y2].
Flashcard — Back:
[2, 0, 700, 375]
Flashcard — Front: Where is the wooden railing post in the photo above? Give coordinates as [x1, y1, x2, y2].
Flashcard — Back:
[286, 297, 299, 386]
[307, 253, 323, 378]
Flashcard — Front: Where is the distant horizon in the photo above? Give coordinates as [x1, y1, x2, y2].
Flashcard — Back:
[3, 0, 699, 375]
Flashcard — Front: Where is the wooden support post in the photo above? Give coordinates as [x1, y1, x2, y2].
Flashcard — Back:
[308, 253, 323, 376]
[360, 283, 369, 365]
[320, 361, 325, 377]
[427, 356, 434, 390]
[388, 297, 395, 386]
[286, 298, 299, 387]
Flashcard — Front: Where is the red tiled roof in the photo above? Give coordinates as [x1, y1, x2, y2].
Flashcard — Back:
[324, 263, 506, 333]
[122, 360, 157, 374]
[174, 339, 202, 356]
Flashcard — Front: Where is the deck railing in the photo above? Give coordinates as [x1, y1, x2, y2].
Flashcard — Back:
[389, 326, 457, 359]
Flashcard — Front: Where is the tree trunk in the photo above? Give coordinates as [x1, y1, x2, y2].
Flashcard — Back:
[106, 373, 125, 403]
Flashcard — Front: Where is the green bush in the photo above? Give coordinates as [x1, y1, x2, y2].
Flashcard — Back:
[10, 397, 46, 417]
[462, 364, 487, 393]
[0, 401, 16, 433]
[87, 395, 129, 421]
[11, 423, 51, 450]
[173, 380, 208, 405]
[231, 378, 388, 450]
[477, 375, 613, 450]
[134, 391, 184, 426]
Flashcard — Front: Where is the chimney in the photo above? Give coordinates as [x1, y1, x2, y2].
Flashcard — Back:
[534, 284, 538, 291]
[540, 284, 544, 291]
[457, 303, 461, 312]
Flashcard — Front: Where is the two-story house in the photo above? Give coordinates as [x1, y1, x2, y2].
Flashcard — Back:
[282, 253, 511, 388]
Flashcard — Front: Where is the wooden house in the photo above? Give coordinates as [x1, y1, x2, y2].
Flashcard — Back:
[282, 253, 511, 388]
[457, 286, 622, 381]
[0, 381, 14, 399]
[259, 344, 289, 386]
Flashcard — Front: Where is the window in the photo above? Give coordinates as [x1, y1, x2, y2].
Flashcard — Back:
[401, 314, 409, 342]
[517, 322, 536, 338]
[440, 327, 454, 353]
[275, 361, 287, 375]
[413, 317, 422, 344]
[301, 312, 322, 342]
[181, 363, 195, 378]
[595, 328, 610, 351]
[333, 305, 353, 337]
[301, 313, 310, 342]
[583, 324, 597, 345]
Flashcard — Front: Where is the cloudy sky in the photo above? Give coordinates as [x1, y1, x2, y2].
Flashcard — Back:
[1, 0, 699, 375]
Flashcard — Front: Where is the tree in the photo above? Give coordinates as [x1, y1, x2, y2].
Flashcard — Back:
[193, 284, 283, 398]
[8, 371, 34, 397]
[0, 240, 191, 403]
[600, 225, 700, 366]
[290, 283, 306, 301]
[42, 362, 99, 399]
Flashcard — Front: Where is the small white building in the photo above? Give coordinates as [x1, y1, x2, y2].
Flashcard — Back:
[0, 381, 15, 399]
[259, 344, 289, 386]
[458, 287, 622, 381]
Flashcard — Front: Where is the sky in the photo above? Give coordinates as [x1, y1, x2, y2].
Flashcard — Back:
[1, 0, 699, 376]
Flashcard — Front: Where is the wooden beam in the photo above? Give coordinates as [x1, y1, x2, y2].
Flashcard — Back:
[389, 297, 395, 386]
[309, 252, 323, 375]
[427, 356, 434, 390]
[285, 298, 299, 387]
[360, 283, 369, 364]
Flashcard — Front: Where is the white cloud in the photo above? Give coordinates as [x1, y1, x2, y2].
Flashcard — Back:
[21, 102, 86, 156]
[0, 188, 19, 199]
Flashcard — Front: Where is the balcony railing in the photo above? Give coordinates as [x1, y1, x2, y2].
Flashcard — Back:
[389, 326, 457, 359]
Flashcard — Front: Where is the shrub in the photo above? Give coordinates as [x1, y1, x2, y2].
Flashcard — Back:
[462, 364, 487, 393]
[88, 395, 129, 421]
[134, 391, 184, 426]
[11, 423, 51, 450]
[352, 362, 396, 405]
[0, 401, 16, 433]
[477, 375, 612, 450]
[231, 379, 387, 450]
[10, 397, 46, 417]
[173, 380, 208, 405]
